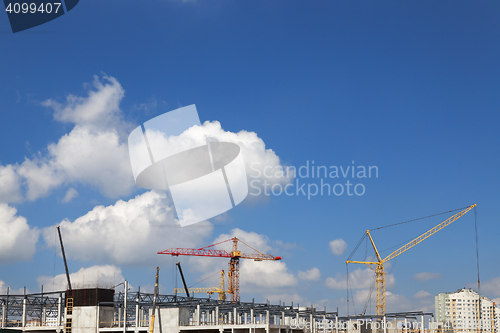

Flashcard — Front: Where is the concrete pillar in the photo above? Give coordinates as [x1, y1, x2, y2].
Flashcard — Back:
[57, 295, 62, 329]
[118, 306, 122, 327]
[2, 303, 6, 328]
[348, 319, 352, 333]
[405, 318, 408, 333]
[216, 306, 219, 325]
[124, 280, 128, 333]
[234, 308, 237, 325]
[266, 310, 270, 333]
[383, 316, 387, 333]
[96, 304, 100, 332]
[196, 305, 200, 325]
[135, 298, 139, 331]
[335, 315, 339, 333]
[22, 298, 27, 328]
[42, 307, 47, 326]
[421, 315, 424, 333]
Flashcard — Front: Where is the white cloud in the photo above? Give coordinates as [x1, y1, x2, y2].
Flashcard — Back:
[0, 165, 22, 203]
[47, 125, 133, 197]
[37, 265, 125, 292]
[213, 228, 273, 253]
[480, 277, 500, 297]
[325, 267, 395, 290]
[62, 188, 78, 203]
[0, 75, 291, 204]
[0, 203, 39, 263]
[240, 260, 297, 288]
[16, 158, 65, 201]
[298, 267, 321, 281]
[199, 121, 294, 198]
[42, 190, 212, 266]
[0, 75, 134, 201]
[329, 238, 347, 256]
[414, 290, 431, 298]
[413, 272, 442, 281]
[44, 75, 125, 130]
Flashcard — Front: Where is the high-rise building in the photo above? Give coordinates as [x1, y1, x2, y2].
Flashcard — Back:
[435, 288, 499, 332]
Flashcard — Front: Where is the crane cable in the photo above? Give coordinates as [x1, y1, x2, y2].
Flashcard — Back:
[187, 270, 221, 288]
[475, 206, 480, 294]
[369, 206, 470, 231]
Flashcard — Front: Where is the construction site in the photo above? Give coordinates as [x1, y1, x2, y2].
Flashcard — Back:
[0, 204, 494, 333]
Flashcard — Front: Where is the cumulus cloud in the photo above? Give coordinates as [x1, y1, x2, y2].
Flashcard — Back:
[201, 121, 293, 190]
[414, 290, 431, 298]
[37, 265, 125, 292]
[480, 277, 500, 297]
[298, 267, 321, 281]
[213, 228, 273, 253]
[44, 75, 126, 131]
[0, 75, 291, 204]
[62, 188, 78, 203]
[149, 120, 293, 200]
[0, 203, 39, 263]
[240, 260, 297, 288]
[0, 165, 22, 203]
[0, 75, 134, 201]
[325, 267, 395, 290]
[42, 190, 212, 266]
[47, 125, 133, 197]
[413, 272, 443, 281]
[329, 238, 347, 256]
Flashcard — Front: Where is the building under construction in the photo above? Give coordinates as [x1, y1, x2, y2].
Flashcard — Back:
[0, 205, 485, 333]
[0, 286, 441, 333]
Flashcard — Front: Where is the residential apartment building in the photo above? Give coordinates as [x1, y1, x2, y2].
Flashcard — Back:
[435, 288, 499, 332]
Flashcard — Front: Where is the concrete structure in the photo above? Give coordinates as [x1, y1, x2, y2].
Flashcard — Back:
[0, 286, 339, 333]
[435, 288, 499, 332]
[0, 285, 439, 333]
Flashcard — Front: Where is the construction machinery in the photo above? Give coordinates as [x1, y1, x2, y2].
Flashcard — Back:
[173, 270, 230, 300]
[158, 237, 282, 302]
[56, 226, 72, 291]
[150, 267, 159, 333]
[346, 204, 476, 316]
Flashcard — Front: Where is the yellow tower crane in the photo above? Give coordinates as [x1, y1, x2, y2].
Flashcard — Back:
[346, 204, 476, 316]
[173, 270, 230, 300]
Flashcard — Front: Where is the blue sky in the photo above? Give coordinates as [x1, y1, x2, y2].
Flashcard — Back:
[1, 0, 500, 315]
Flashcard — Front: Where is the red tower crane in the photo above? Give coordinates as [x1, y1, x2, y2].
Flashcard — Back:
[158, 237, 282, 302]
